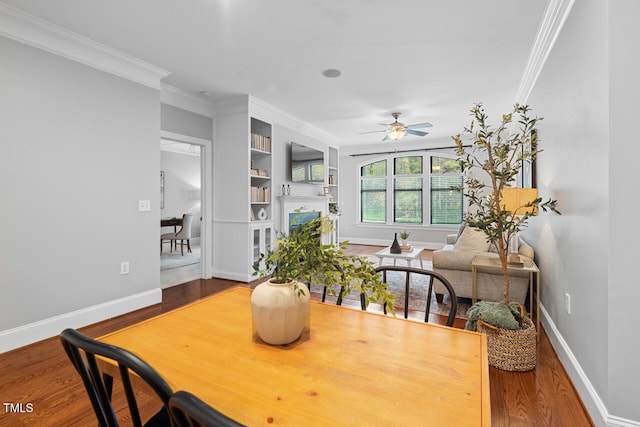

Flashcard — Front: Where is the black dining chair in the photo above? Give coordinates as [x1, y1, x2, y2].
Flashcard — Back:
[168, 391, 246, 427]
[375, 265, 458, 326]
[60, 328, 173, 427]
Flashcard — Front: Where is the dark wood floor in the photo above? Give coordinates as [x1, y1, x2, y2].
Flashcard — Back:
[0, 245, 593, 426]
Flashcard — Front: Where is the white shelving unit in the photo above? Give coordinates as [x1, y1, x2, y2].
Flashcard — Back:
[327, 146, 339, 243]
[213, 104, 274, 282]
[328, 146, 339, 206]
[250, 221, 274, 272]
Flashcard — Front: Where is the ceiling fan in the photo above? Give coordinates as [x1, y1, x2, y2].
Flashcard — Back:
[360, 112, 433, 141]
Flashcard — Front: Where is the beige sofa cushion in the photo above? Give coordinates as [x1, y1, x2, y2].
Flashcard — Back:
[454, 227, 490, 252]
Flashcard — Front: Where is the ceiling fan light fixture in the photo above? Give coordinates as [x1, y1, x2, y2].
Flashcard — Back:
[388, 127, 407, 141]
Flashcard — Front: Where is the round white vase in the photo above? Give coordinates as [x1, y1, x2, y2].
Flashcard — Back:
[251, 279, 310, 345]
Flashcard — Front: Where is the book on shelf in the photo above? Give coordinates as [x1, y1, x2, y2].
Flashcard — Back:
[250, 133, 271, 152]
[251, 186, 271, 203]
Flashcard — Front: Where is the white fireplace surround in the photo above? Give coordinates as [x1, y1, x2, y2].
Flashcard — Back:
[278, 195, 329, 234]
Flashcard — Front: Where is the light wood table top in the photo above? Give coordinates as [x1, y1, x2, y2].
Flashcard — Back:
[98, 287, 490, 426]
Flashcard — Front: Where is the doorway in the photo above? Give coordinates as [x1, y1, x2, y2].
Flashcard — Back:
[160, 131, 212, 288]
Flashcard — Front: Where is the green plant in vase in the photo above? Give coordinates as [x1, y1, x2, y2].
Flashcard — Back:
[453, 103, 560, 370]
[399, 230, 410, 248]
[252, 212, 395, 345]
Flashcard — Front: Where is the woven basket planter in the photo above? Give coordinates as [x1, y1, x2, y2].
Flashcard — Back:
[477, 312, 537, 372]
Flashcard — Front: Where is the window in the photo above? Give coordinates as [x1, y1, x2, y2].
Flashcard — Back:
[360, 160, 387, 223]
[430, 157, 463, 224]
[359, 155, 462, 225]
[394, 156, 422, 223]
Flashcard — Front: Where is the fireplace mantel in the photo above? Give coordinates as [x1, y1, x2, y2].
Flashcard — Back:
[278, 195, 329, 233]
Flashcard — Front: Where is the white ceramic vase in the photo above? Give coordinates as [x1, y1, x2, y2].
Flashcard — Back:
[250, 279, 310, 345]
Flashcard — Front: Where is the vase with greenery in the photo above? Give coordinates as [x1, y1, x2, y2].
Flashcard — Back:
[453, 103, 560, 331]
[399, 230, 410, 249]
[252, 212, 396, 344]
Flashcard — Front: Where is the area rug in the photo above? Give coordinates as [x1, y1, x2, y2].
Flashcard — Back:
[310, 256, 471, 320]
[160, 248, 201, 271]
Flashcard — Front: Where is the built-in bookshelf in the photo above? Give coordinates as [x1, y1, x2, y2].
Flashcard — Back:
[328, 146, 339, 210]
[250, 118, 272, 221]
[212, 104, 274, 282]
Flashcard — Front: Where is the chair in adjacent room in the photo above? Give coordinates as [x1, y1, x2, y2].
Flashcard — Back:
[375, 265, 458, 327]
[168, 390, 246, 427]
[60, 328, 173, 427]
[161, 213, 194, 256]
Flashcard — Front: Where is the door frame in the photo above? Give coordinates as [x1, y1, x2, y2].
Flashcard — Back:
[160, 130, 212, 279]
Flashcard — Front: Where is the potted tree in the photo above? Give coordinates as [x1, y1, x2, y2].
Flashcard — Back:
[252, 212, 395, 345]
[454, 103, 559, 371]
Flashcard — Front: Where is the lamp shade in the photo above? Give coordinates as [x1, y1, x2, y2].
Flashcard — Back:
[501, 188, 538, 216]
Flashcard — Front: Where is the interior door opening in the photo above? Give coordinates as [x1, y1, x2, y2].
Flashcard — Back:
[160, 133, 212, 288]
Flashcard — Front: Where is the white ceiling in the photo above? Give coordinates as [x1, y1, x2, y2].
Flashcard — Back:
[4, 0, 548, 148]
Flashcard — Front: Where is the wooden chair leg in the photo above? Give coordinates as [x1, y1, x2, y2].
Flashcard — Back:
[187, 239, 192, 253]
[180, 240, 184, 256]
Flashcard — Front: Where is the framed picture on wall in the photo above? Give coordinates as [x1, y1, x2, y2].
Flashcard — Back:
[160, 171, 165, 209]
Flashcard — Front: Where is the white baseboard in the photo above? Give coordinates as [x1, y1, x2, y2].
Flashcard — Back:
[210, 269, 253, 283]
[0, 288, 161, 353]
[540, 304, 640, 427]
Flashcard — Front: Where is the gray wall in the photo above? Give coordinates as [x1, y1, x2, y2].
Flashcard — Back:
[526, 0, 639, 423]
[0, 37, 161, 344]
[161, 104, 212, 141]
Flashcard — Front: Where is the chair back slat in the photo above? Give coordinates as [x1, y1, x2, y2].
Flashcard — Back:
[375, 265, 458, 326]
[60, 328, 174, 427]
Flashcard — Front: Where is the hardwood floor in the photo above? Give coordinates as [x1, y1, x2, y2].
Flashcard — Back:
[0, 245, 593, 426]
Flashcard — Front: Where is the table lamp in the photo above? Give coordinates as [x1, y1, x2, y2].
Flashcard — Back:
[502, 188, 538, 264]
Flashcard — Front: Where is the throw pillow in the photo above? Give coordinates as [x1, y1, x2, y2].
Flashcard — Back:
[454, 227, 491, 252]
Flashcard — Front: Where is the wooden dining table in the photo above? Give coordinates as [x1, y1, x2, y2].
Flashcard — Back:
[98, 287, 490, 426]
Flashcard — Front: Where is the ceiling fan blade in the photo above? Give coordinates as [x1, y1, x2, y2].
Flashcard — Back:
[382, 135, 391, 142]
[407, 122, 433, 129]
[359, 129, 386, 134]
[406, 129, 429, 137]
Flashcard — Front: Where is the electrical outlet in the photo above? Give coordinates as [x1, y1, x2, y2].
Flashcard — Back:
[565, 293, 571, 315]
[138, 200, 151, 211]
[120, 261, 130, 275]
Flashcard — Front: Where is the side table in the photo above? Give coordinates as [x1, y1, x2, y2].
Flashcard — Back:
[374, 246, 424, 268]
[471, 256, 541, 341]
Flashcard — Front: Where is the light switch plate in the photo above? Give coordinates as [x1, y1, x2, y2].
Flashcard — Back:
[138, 200, 151, 211]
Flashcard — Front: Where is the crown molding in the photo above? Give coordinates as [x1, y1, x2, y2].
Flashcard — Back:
[161, 84, 215, 117]
[0, 2, 169, 89]
[247, 95, 340, 145]
[517, 0, 576, 104]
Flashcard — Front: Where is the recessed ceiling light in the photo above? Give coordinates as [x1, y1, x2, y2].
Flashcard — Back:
[322, 69, 342, 78]
[199, 91, 212, 97]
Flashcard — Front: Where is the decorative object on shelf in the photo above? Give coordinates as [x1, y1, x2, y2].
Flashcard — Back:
[399, 230, 411, 252]
[455, 102, 560, 371]
[257, 208, 267, 221]
[389, 233, 402, 254]
[253, 213, 396, 345]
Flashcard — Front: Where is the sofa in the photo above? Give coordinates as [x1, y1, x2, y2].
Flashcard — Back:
[432, 226, 533, 305]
